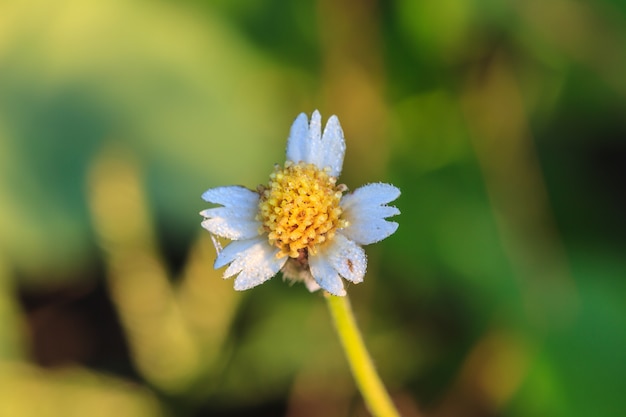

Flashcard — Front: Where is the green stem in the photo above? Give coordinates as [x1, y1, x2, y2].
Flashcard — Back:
[325, 293, 400, 417]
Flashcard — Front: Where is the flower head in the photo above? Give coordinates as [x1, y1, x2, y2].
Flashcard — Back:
[200, 110, 400, 296]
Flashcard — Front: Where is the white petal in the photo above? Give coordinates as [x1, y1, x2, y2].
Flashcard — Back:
[305, 110, 324, 168]
[343, 204, 400, 219]
[202, 186, 259, 208]
[200, 205, 256, 220]
[341, 183, 401, 245]
[218, 237, 286, 291]
[342, 219, 399, 246]
[201, 217, 260, 240]
[281, 260, 321, 292]
[214, 238, 260, 269]
[285, 111, 347, 176]
[285, 112, 309, 163]
[320, 115, 346, 177]
[341, 183, 401, 209]
[200, 188, 261, 240]
[309, 251, 346, 296]
[323, 234, 367, 283]
[304, 278, 322, 293]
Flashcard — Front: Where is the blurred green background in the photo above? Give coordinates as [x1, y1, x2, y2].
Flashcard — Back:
[1, 0, 625, 416]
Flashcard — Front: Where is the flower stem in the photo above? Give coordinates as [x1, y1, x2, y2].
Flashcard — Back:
[325, 293, 400, 417]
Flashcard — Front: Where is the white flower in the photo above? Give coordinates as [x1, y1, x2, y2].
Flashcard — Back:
[200, 110, 400, 296]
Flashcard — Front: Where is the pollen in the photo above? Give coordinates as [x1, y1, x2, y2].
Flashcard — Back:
[257, 161, 347, 258]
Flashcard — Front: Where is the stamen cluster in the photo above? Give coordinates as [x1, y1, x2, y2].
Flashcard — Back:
[257, 161, 346, 258]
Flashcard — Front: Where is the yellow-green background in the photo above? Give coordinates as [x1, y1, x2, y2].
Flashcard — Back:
[1, 0, 624, 416]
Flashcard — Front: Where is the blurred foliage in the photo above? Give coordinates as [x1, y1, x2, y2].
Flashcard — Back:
[0, 0, 625, 416]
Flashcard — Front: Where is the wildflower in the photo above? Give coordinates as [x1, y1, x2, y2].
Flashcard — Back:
[200, 110, 400, 296]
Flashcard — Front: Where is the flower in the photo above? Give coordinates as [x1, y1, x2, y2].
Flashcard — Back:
[200, 110, 400, 296]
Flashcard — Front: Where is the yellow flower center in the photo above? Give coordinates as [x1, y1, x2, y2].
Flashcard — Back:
[257, 161, 346, 258]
